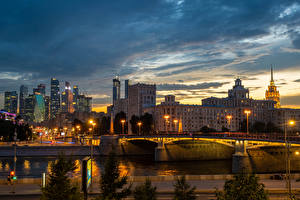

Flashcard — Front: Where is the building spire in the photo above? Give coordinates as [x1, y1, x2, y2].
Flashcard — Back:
[271, 65, 274, 82]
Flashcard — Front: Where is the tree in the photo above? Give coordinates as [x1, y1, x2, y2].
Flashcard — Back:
[173, 176, 196, 200]
[96, 150, 131, 200]
[130, 115, 140, 135]
[99, 116, 110, 135]
[140, 113, 154, 135]
[134, 178, 157, 200]
[251, 121, 266, 133]
[215, 173, 268, 200]
[41, 154, 82, 200]
[200, 126, 216, 133]
[239, 119, 247, 132]
[266, 121, 282, 133]
[222, 126, 229, 132]
[114, 112, 127, 134]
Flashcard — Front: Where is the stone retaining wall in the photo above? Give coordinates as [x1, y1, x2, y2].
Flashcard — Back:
[1, 174, 299, 185]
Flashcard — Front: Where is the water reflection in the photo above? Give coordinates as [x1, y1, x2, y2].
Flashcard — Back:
[0, 156, 233, 178]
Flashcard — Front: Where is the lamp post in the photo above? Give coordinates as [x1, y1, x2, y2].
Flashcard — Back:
[226, 115, 232, 132]
[173, 119, 178, 134]
[88, 119, 96, 191]
[244, 110, 251, 136]
[137, 122, 142, 136]
[121, 119, 126, 135]
[285, 119, 295, 199]
[63, 127, 67, 140]
[163, 115, 170, 135]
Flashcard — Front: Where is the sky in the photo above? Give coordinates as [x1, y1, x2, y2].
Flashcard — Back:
[0, 0, 300, 112]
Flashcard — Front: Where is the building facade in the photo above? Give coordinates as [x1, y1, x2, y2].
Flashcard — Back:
[50, 78, 60, 118]
[265, 67, 280, 108]
[113, 77, 121, 105]
[4, 91, 18, 114]
[73, 85, 79, 111]
[61, 81, 74, 113]
[202, 78, 275, 109]
[19, 85, 28, 117]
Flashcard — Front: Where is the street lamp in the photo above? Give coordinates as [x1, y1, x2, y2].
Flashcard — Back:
[285, 119, 296, 199]
[226, 115, 232, 131]
[173, 119, 178, 134]
[88, 119, 96, 191]
[137, 121, 142, 135]
[163, 115, 170, 134]
[121, 119, 126, 135]
[244, 110, 251, 135]
[63, 127, 67, 138]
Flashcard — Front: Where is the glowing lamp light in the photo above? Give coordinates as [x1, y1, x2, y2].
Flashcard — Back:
[163, 115, 170, 119]
[244, 110, 251, 115]
[289, 120, 295, 126]
[89, 120, 94, 124]
[10, 171, 15, 176]
[137, 122, 142, 126]
[295, 151, 300, 156]
[226, 115, 232, 120]
[173, 119, 178, 123]
[121, 119, 126, 123]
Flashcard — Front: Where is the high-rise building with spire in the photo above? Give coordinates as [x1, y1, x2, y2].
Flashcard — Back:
[265, 66, 280, 108]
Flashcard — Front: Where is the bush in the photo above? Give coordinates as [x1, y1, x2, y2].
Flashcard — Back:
[215, 173, 268, 200]
[41, 154, 82, 200]
[134, 178, 157, 200]
[173, 176, 196, 200]
[96, 150, 131, 200]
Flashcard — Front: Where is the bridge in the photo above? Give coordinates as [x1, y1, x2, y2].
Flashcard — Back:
[99, 135, 300, 173]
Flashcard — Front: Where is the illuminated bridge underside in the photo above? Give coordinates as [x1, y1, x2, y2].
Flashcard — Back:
[121, 136, 300, 149]
[99, 135, 300, 166]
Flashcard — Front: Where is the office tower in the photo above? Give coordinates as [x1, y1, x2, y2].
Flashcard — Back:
[19, 85, 28, 116]
[113, 76, 120, 105]
[77, 95, 92, 112]
[24, 95, 34, 122]
[24, 94, 45, 123]
[128, 83, 156, 117]
[61, 81, 74, 113]
[33, 84, 46, 96]
[50, 78, 60, 118]
[73, 85, 79, 111]
[44, 96, 50, 121]
[266, 67, 280, 108]
[4, 91, 18, 114]
[127, 83, 156, 134]
[125, 79, 130, 99]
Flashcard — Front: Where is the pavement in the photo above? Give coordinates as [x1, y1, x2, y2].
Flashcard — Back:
[1, 179, 300, 199]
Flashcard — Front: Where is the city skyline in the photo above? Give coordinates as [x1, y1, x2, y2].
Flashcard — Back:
[0, 1, 300, 112]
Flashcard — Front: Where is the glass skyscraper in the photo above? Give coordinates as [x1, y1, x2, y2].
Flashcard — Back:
[113, 76, 120, 105]
[19, 85, 28, 116]
[4, 91, 18, 114]
[50, 78, 60, 118]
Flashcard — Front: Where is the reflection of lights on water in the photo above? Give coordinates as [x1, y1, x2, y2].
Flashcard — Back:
[157, 169, 178, 176]
[0, 162, 2, 169]
[92, 160, 99, 177]
[24, 160, 30, 170]
[118, 163, 129, 177]
[5, 163, 9, 171]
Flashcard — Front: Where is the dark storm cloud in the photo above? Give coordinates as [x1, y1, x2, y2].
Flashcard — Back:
[157, 82, 228, 91]
[1, 0, 300, 108]
[0, 0, 299, 80]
